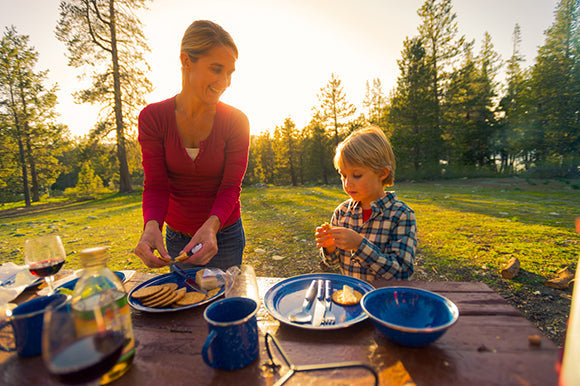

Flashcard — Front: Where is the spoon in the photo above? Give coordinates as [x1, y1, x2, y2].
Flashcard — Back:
[288, 279, 317, 323]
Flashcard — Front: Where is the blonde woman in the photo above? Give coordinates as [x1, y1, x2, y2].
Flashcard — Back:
[135, 20, 249, 271]
[315, 126, 417, 280]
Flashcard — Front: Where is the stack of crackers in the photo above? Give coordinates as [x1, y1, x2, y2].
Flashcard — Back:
[131, 282, 221, 309]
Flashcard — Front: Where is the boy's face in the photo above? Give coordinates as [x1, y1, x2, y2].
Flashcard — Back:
[338, 162, 388, 209]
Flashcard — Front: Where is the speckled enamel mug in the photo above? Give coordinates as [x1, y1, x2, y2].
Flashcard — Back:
[0, 294, 67, 357]
[202, 297, 259, 370]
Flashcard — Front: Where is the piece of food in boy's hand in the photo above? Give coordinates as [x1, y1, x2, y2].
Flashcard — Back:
[332, 285, 362, 306]
[322, 222, 332, 231]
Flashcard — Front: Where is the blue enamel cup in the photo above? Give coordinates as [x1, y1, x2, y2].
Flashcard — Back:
[202, 297, 259, 370]
[0, 294, 68, 357]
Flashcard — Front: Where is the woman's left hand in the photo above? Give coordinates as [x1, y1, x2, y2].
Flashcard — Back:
[328, 227, 364, 252]
[180, 215, 221, 265]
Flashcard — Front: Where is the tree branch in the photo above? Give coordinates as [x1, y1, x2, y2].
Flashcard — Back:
[83, 0, 112, 53]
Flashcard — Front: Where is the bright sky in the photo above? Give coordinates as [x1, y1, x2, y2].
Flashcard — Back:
[1, 0, 559, 137]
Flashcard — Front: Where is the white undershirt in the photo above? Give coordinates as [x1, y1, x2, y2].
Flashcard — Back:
[185, 148, 200, 161]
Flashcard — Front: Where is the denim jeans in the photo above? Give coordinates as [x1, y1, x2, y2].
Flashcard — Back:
[166, 217, 245, 271]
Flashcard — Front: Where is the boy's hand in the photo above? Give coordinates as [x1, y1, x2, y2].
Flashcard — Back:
[315, 223, 336, 253]
[326, 227, 364, 252]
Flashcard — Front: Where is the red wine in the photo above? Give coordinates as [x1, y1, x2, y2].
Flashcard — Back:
[29, 259, 65, 278]
[49, 331, 124, 384]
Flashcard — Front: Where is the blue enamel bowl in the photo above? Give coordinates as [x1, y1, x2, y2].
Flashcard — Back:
[361, 287, 459, 347]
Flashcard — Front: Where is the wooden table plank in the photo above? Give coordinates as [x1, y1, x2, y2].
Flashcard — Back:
[0, 274, 560, 385]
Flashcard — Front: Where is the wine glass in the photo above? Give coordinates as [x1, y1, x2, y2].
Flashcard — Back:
[42, 294, 126, 385]
[24, 235, 66, 295]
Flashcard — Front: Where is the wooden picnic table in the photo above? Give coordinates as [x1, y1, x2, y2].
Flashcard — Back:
[0, 272, 560, 385]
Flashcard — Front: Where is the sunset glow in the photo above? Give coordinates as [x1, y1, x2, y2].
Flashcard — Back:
[0, 0, 558, 136]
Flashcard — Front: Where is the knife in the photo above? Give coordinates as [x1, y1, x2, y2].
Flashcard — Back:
[172, 264, 207, 295]
[312, 279, 325, 327]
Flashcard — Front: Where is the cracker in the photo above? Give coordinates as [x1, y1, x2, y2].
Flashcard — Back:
[141, 286, 171, 301]
[174, 252, 189, 262]
[158, 255, 172, 263]
[162, 283, 179, 291]
[332, 287, 363, 306]
[149, 291, 182, 308]
[171, 287, 187, 303]
[206, 287, 221, 299]
[141, 289, 175, 307]
[140, 287, 186, 308]
[131, 284, 168, 299]
[175, 291, 207, 306]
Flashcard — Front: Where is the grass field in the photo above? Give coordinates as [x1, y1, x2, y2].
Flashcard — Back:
[1, 177, 578, 283]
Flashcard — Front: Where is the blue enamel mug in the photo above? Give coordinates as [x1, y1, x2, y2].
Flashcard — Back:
[202, 297, 259, 370]
[0, 294, 67, 357]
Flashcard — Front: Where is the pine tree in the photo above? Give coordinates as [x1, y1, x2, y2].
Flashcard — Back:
[302, 113, 333, 184]
[417, 0, 465, 146]
[272, 118, 298, 185]
[56, 0, 153, 193]
[528, 0, 580, 166]
[389, 37, 439, 173]
[75, 161, 104, 196]
[497, 24, 529, 172]
[317, 73, 356, 146]
[362, 78, 386, 125]
[0, 27, 63, 206]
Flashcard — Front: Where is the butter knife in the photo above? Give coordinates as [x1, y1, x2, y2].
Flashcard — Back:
[312, 279, 325, 327]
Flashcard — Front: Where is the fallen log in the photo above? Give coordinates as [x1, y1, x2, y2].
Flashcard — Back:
[501, 257, 520, 279]
[544, 267, 575, 290]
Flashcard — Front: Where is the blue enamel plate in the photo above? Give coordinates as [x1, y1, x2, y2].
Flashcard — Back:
[264, 273, 375, 330]
[57, 271, 125, 292]
[128, 268, 224, 313]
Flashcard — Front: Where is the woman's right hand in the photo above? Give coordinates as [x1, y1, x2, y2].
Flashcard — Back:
[134, 221, 172, 268]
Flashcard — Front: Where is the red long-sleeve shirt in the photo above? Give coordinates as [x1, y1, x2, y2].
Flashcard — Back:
[138, 97, 250, 233]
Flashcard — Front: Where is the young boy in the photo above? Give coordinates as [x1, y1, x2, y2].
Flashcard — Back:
[315, 126, 417, 281]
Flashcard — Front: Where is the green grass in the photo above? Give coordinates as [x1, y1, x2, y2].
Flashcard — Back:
[1, 178, 579, 294]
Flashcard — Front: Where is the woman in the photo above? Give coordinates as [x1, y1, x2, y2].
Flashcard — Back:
[134, 20, 250, 271]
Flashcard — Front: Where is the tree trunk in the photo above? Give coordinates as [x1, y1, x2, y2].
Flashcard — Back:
[24, 127, 40, 202]
[108, 0, 132, 193]
[18, 84, 40, 202]
[16, 127, 31, 207]
[9, 89, 31, 207]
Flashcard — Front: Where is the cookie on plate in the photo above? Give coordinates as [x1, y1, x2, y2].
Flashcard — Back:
[332, 285, 362, 306]
[175, 291, 207, 306]
[131, 284, 169, 299]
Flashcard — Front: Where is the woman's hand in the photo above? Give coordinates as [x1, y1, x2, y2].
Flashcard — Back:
[134, 221, 171, 268]
[180, 215, 221, 266]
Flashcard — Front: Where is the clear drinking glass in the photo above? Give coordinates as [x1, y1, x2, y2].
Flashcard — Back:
[42, 294, 126, 385]
[24, 235, 66, 295]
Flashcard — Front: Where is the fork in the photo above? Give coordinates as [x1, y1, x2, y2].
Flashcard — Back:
[0, 272, 18, 287]
[323, 280, 335, 325]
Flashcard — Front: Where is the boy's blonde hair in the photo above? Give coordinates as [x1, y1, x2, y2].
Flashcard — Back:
[334, 126, 396, 187]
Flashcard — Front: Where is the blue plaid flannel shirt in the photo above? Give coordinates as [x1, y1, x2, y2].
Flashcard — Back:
[321, 191, 417, 281]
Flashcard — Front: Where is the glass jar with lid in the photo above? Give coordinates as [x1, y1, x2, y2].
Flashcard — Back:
[71, 246, 135, 384]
